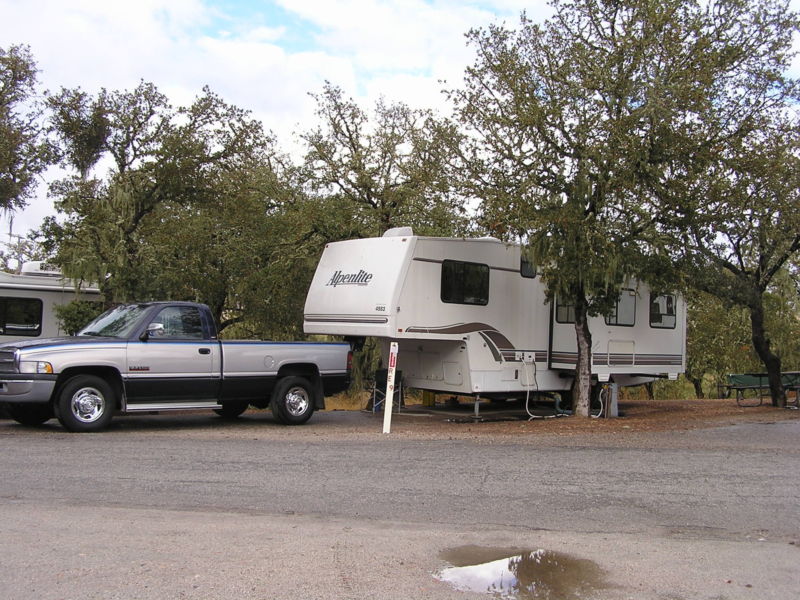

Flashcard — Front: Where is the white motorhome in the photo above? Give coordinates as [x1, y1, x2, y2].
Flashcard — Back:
[0, 262, 101, 342]
[303, 229, 686, 399]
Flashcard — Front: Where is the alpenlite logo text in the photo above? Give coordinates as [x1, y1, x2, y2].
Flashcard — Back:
[326, 269, 374, 287]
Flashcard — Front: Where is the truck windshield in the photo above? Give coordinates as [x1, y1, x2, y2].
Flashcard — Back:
[77, 304, 150, 338]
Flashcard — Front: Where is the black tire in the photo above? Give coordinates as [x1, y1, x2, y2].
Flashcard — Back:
[270, 376, 316, 425]
[56, 375, 116, 432]
[214, 401, 249, 419]
[7, 403, 54, 426]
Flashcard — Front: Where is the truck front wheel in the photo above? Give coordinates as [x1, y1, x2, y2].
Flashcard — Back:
[56, 375, 116, 432]
[270, 376, 316, 425]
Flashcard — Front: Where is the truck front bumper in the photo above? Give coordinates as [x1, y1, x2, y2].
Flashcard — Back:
[0, 376, 57, 403]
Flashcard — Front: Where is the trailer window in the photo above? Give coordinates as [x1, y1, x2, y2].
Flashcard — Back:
[0, 297, 43, 337]
[650, 294, 677, 329]
[605, 288, 636, 327]
[520, 256, 536, 278]
[441, 260, 489, 306]
[555, 299, 575, 323]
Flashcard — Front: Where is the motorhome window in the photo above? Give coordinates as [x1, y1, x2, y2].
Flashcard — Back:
[555, 299, 575, 323]
[650, 293, 677, 329]
[0, 297, 43, 337]
[520, 256, 536, 278]
[605, 288, 636, 326]
[441, 260, 489, 306]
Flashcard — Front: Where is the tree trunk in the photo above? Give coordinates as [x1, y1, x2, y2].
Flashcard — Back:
[691, 377, 704, 399]
[686, 371, 705, 399]
[572, 290, 593, 417]
[749, 294, 785, 407]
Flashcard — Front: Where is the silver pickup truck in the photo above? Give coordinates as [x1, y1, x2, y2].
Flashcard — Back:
[0, 301, 351, 432]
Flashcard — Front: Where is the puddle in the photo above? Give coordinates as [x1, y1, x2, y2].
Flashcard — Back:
[434, 546, 608, 599]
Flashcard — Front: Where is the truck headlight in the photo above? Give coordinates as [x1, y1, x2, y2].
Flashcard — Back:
[19, 361, 54, 374]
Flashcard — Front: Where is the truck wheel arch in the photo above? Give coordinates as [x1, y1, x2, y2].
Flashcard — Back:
[276, 364, 324, 409]
[54, 367, 124, 410]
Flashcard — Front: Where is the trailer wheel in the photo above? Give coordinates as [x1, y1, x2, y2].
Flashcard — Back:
[56, 375, 116, 432]
[214, 401, 249, 419]
[7, 403, 53, 426]
[270, 376, 316, 425]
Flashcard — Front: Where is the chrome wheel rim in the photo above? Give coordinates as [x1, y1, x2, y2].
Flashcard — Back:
[70, 387, 106, 423]
[285, 386, 310, 417]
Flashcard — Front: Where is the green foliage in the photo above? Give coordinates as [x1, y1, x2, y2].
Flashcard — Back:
[450, 0, 800, 413]
[53, 300, 105, 336]
[0, 44, 54, 210]
[684, 272, 800, 397]
[47, 87, 110, 179]
[0, 231, 47, 273]
[669, 118, 800, 405]
[301, 82, 469, 239]
[687, 293, 755, 380]
[44, 82, 285, 325]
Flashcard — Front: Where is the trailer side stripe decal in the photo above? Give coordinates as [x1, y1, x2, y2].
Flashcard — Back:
[551, 352, 683, 366]
[305, 315, 389, 324]
[406, 322, 497, 335]
[405, 322, 546, 364]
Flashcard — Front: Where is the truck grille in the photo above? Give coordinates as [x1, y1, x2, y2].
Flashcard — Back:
[0, 349, 18, 373]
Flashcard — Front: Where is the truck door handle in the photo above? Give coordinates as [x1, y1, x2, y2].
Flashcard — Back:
[199, 348, 211, 355]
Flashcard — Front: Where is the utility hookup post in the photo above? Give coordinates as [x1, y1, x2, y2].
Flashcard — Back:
[382, 342, 399, 434]
[606, 383, 619, 418]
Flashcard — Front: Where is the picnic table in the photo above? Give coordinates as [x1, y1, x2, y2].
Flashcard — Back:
[721, 372, 800, 407]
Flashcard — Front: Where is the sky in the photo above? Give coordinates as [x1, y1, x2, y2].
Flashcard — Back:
[0, 0, 547, 239]
[2, 0, 799, 241]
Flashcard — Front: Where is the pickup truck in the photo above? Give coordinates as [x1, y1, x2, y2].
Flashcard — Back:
[0, 301, 351, 432]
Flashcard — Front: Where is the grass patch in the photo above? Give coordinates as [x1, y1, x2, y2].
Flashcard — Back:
[325, 390, 370, 411]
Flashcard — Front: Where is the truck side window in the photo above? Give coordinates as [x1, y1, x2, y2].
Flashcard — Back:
[441, 260, 489, 306]
[151, 306, 204, 339]
[0, 297, 43, 337]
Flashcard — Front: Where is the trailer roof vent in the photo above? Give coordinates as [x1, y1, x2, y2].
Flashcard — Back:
[383, 227, 414, 238]
[20, 261, 63, 277]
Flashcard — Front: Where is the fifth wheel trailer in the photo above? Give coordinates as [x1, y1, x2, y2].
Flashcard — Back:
[303, 228, 686, 400]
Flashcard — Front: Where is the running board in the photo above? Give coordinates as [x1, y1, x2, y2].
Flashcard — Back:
[125, 402, 222, 412]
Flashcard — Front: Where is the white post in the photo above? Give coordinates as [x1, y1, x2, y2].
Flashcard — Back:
[382, 342, 399, 434]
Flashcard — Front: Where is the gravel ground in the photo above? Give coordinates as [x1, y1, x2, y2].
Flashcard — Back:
[1, 397, 798, 600]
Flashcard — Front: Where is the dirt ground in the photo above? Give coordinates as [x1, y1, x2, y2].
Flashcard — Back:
[327, 392, 800, 439]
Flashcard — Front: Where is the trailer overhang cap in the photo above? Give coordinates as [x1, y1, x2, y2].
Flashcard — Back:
[382, 227, 413, 237]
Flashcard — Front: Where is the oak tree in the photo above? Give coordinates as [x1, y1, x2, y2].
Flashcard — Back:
[450, 0, 798, 414]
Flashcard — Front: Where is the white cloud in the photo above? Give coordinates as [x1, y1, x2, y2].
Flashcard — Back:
[0, 0, 545, 235]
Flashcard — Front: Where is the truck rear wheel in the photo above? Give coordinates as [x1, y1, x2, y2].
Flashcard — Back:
[270, 376, 316, 425]
[56, 375, 116, 432]
[7, 403, 54, 426]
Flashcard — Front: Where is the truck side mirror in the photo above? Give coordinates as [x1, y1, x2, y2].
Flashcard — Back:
[141, 322, 165, 341]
